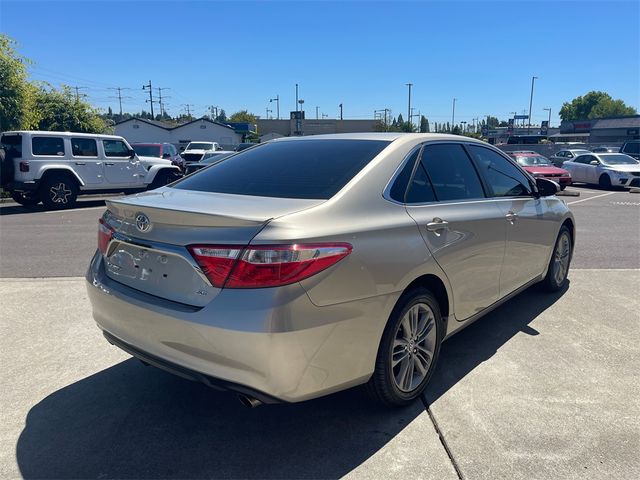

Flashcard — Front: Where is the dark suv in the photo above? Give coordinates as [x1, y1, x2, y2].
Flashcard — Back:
[620, 140, 640, 160]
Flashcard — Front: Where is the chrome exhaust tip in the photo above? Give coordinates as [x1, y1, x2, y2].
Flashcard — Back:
[237, 394, 262, 408]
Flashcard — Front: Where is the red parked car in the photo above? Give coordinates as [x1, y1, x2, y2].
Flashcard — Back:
[509, 153, 572, 190]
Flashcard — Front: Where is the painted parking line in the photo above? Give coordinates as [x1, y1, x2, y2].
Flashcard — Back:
[44, 206, 106, 214]
[567, 192, 616, 205]
[565, 187, 607, 194]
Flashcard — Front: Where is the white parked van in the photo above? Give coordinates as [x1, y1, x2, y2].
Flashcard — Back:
[0, 131, 182, 209]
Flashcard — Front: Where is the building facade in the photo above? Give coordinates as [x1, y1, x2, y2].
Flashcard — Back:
[114, 118, 242, 149]
[256, 118, 381, 137]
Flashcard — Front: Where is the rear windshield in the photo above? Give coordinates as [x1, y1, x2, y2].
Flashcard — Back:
[133, 145, 161, 157]
[187, 142, 214, 150]
[173, 139, 390, 199]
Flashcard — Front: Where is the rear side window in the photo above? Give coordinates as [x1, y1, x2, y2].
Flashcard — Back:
[421, 144, 485, 201]
[1, 134, 22, 158]
[468, 145, 532, 197]
[71, 138, 98, 157]
[103, 140, 130, 157]
[174, 139, 390, 199]
[389, 148, 420, 202]
[32, 137, 65, 156]
[406, 162, 437, 203]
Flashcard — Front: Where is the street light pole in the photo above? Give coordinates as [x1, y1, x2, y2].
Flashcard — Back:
[406, 83, 413, 130]
[316, 106, 319, 120]
[528, 76, 538, 134]
[269, 95, 280, 120]
[452, 98, 457, 129]
[339, 103, 343, 120]
[544, 107, 552, 127]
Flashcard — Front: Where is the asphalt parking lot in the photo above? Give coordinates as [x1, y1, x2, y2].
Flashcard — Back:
[1, 186, 639, 479]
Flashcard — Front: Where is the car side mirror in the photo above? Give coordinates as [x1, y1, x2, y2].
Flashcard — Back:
[536, 177, 560, 197]
[590, 160, 599, 165]
[128, 149, 136, 159]
[162, 153, 171, 159]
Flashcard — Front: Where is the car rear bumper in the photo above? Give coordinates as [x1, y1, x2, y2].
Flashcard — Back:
[6, 180, 40, 192]
[86, 252, 392, 402]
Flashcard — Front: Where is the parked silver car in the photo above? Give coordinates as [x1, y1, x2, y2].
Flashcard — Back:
[562, 152, 640, 188]
[549, 148, 591, 167]
[87, 133, 575, 407]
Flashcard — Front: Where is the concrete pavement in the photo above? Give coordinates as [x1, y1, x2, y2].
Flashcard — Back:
[1, 270, 638, 479]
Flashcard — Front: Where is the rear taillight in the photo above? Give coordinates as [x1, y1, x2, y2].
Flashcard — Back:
[188, 243, 352, 289]
[98, 218, 115, 255]
[19, 161, 29, 172]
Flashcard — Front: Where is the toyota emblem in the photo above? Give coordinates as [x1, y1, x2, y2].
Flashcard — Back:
[135, 213, 151, 233]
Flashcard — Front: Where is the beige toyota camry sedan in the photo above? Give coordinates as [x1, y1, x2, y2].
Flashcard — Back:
[87, 133, 574, 407]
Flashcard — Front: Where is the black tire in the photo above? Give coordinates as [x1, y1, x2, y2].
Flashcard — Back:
[148, 169, 180, 190]
[560, 184, 566, 191]
[541, 225, 572, 292]
[366, 288, 443, 407]
[599, 174, 612, 189]
[39, 173, 78, 210]
[11, 191, 40, 207]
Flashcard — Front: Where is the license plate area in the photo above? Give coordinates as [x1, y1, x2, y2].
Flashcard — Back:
[105, 240, 217, 307]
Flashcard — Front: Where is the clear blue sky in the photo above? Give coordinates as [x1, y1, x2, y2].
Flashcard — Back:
[1, 0, 639, 126]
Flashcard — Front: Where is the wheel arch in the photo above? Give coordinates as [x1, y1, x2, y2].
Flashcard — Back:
[402, 273, 451, 324]
[39, 167, 84, 187]
[144, 165, 181, 184]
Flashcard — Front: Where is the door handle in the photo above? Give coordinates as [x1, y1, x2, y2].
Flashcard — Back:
[426, 218, 449, 232]
[74, 162, 86, 166]
[105, 162, 115, 166]
[505, 211, 518, 223]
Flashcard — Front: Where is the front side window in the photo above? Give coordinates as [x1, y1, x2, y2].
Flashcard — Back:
[468, 145, 532, 197]
[71, 138, 98, 157]
[565, 152, 574, 158]
[421, 144, 485, 201]
[32, 137, 65, 156]
[174, 139, 390, 200]
[623, 142, 639, 155]
[574, 155, 588, 164]
[103, 140, 130, 157]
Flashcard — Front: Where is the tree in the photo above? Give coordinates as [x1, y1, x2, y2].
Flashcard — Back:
[0, 34, 38, 131]
[419, 115, 428, 133]
[486, 116, 499, 128]
[559, 91, 637, 121]
[425, 118, 430, 133]
[214, 109, 227, 123]
[32, 85, 109, 133]
[228, 110, 258, 124]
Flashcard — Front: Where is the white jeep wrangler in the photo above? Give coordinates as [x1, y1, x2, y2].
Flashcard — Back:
[0, 131, 182, 209]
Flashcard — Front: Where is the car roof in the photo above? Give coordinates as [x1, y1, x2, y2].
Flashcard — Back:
[2, 130, 125, 140]
[271, 132, 490, 145]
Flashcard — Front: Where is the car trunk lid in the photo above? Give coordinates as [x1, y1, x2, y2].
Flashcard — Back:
[101, 188, 324, 307]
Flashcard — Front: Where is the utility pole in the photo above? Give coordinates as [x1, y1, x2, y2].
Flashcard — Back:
[181, 104, 194, 117]
[375, 109, 391, 131]
[528, 76, 538, 134]
[142, 80, 154, 118]
[73, 86, 87, 102]
[316, 106, 319, 120]
[209, 106, 219, 120]
[452, 98, 457, 128]
[269, 95, 280, 120]
[156, 87, 171, 116]
[266, 108, 273, 119]
[405, 83, 413, 130]
[410, 108, 420, 132]
[108, 87, 132, 115]
[339, 103, 343, 120]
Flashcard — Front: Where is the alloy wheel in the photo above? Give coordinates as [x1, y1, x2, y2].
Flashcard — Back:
[50, 182, 72, 204]
[553, 232, 571, 285]
[391, 302, 437, 392]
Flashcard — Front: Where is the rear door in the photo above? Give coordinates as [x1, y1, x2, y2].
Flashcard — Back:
[404, 143, 506, 321]
[70, 137, 103, 185]
[102, 139, 138, 186]
[467, 145, 555, 295]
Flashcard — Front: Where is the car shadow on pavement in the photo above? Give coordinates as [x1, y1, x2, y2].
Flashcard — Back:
[15, 283, 568, 479]
[0, 199, 106, 216]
